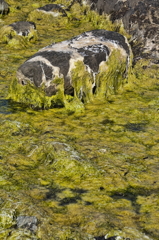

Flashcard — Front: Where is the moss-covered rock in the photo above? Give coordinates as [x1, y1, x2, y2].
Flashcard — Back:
[9, 29, 132, 110]
[0, 21, 37, 48]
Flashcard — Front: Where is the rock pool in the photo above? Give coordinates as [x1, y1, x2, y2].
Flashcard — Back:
[0, 0, 159, 239]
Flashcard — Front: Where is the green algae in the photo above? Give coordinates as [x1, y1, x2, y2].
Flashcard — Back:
[0, 97, 159, 239]
[71, 61, 94, 103]
[8, 78, 65, 109]
[0, 209, 16, 228]
[8, 77, 86, 113]
[64, 96, 85, 114]
[70, 49, 130, 104]
[85, 9, 131, 39]
[136, 194, 159, 238]
[0, 0, 159, 239]
[27, 9, 69, 27]
[95, 50, 128, 98]
[0, 26, 16, 43]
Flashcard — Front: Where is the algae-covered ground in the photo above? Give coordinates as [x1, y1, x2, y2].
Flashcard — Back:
[0, 0, 159, 239]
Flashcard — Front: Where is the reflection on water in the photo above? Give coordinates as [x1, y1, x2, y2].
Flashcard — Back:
[0, 99, 29, 114]
[0, 99, 10, 114]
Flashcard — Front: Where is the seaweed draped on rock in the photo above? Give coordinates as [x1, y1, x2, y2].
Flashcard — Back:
[0, 21, 37, 48]
[9, 29, 132, 110]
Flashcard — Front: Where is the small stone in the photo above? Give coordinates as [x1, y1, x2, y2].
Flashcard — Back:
[38, 4, 67, 17]
[16, 215, 38, 233]
[0, 0, 9, 15]
[9, 21, 36, 37]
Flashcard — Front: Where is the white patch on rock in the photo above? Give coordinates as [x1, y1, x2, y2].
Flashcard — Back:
[27, 55, 63, 86]
[37, 9, 61, 17]
[16, 71, 31, 85]
[40, 40, 70, 53]
[27, 56, 53, 68]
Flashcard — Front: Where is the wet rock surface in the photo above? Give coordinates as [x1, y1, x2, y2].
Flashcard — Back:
[87, 0, 159, 62]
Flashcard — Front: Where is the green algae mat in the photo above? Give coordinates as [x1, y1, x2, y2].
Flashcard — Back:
[0, 0, 159, 239]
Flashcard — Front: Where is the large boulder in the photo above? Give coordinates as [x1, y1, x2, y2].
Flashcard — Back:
[9, 29, 132, 110]
[87, 0, 159, 62]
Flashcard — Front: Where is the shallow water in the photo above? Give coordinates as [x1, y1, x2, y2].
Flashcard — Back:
[0, 0, 159, 239]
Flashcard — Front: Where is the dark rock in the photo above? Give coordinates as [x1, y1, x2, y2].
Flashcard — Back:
[0, 0, 9, 15]
[38, 4, 67, 17]
[9, 21, 36, 36]
[87, 0, 159, 62]
[16, 215, 38, 233]
[13, 29, 132, 108]
[94, 236, 121, 240]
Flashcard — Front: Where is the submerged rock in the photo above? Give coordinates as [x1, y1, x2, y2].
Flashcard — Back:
[10, 29, 132, 109]
[0, 0, 9, 15]
[87, 0, 159, 62]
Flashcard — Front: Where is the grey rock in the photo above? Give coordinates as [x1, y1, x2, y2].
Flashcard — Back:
[9, 21, 36, 36]
[0, 0, 9, 15]
[87, 0, 159, 62]
[16, 215, 38, 233]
